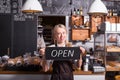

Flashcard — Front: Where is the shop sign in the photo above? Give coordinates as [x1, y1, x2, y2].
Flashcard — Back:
[45, 47, 81, 60]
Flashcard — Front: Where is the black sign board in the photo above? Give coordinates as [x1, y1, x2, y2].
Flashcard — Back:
[45, 47, 81, 60]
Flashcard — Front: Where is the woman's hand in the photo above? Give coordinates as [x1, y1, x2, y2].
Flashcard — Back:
[39, 48, 45, 56]
[39, 48, 50, 72]
[76, 47, 86, 70]
[80, 46, 86, 54]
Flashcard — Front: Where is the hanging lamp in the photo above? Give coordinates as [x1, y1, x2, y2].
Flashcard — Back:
[88, 0, 108, 15]
[21, 0, 43, 13]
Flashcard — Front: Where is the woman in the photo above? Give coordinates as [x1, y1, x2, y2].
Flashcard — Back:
[40, 24, 85, 80]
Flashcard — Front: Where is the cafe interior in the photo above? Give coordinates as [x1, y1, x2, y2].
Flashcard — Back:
[0, 0, 120, 80]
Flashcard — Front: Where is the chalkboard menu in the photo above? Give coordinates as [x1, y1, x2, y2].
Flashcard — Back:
[0, 0, 37, 57]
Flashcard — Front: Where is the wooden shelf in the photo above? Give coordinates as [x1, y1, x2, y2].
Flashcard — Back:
[71, 28, 90, 41]
[106, 61, 120, 71]
[106, 46, 120, 52]
[106, 16, 120, 23]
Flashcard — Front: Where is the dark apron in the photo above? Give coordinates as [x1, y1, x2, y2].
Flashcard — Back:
[50, 60, 74, 80]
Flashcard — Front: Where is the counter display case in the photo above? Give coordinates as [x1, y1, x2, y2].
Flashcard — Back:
[105, 32, 120, 71]
[105, 32, 120, 80]
[93, 32, 106, 73]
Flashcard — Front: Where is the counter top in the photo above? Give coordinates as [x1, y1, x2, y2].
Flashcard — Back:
[0, 70, 105, 75]
[0, 70, 105, 80]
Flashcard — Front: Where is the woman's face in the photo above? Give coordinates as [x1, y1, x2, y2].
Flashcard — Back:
[54, 27, 67, 44]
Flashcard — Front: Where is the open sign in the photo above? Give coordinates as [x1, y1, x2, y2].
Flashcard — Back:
[45, 47, 81, 60]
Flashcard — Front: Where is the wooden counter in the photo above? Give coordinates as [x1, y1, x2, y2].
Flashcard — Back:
[0, 69, 105, 75]
[0, 70, 105, 80]
[0, 70, 91, 74]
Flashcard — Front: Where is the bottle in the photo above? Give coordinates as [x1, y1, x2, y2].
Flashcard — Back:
[83, 62, 88, 71]
[76, 9, 80, 16]
[83, 53, 90, 71]
[86, 53, 90, 63]
[80, 7, 83, 16]
[109, 9, 113, 16]
[89, 48, 94, 61]
[73, 8, 76, 16]
[89, 48, 94, 70]
[113, 9, 117, 16]
[70, 9, 72, 16]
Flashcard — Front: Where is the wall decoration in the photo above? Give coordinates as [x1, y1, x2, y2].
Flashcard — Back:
[0, 0, 11, 13]
[11, 0, 26, 21]
[41, 0, 92, 15]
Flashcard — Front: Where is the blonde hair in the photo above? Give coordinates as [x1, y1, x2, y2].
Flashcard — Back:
[52, 24, 68, 43]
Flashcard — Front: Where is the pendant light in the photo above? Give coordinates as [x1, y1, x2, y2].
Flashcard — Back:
[22, 0, 43, 13]
[88, 0, 108, 15]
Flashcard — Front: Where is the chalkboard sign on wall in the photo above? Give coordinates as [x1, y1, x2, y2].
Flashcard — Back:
[0, 14, 12, 56]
